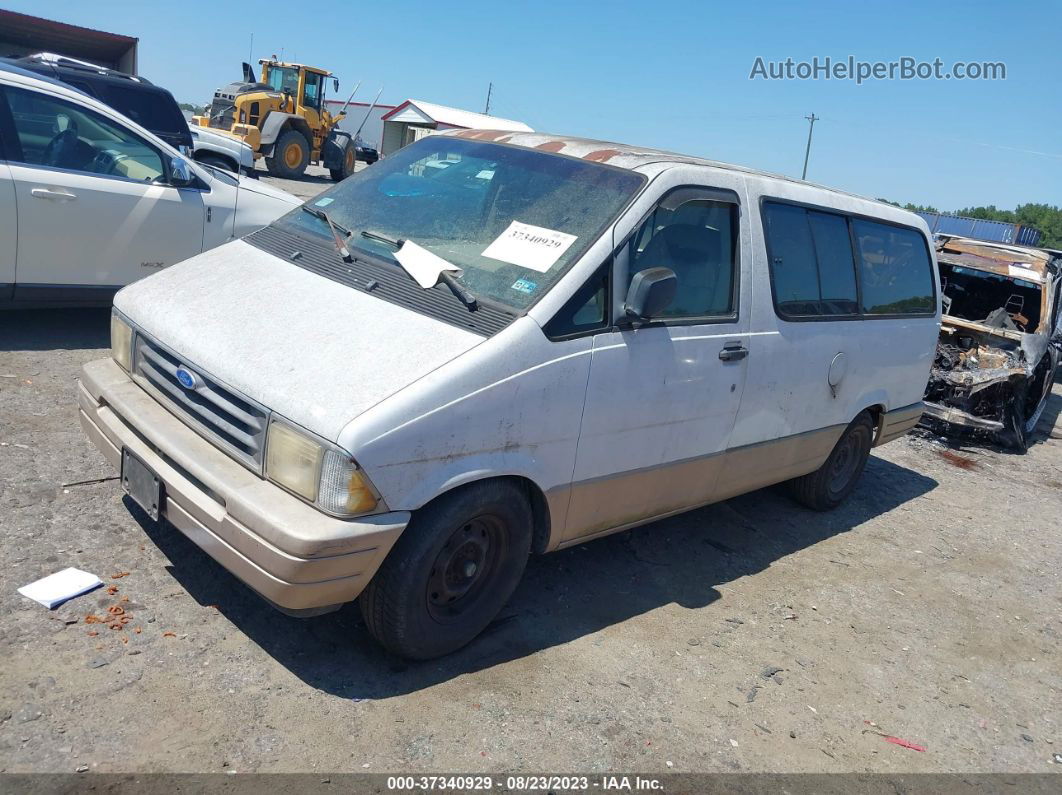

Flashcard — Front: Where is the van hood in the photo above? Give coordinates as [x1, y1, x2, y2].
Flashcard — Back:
[113, 239, 483, 442]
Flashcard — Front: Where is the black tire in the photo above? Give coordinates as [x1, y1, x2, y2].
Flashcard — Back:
[265, 129, 309, 178]
[788, 411, 875, 511]
[195, 152, 237, 172]
[329, 139, 356, 181]
[359, 480, 532, 660]
[997, 380, 1030, 452]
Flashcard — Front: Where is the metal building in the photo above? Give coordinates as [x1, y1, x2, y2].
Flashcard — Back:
[0, 10, 138, 74]
[323, 100, 397, 152]
[380, 99, 532, 156]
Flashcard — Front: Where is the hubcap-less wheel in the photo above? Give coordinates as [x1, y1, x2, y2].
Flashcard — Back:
[358, 480, 533, 659]
[787, 411, 874, 512]
[427, 515, 506, 623]
[345, 147, 355, 172]
[826, 432, 861, 496]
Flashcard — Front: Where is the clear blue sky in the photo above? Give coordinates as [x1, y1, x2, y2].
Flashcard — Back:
[8, 0, 1060, 210]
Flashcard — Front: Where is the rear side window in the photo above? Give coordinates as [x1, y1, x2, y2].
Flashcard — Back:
[102, 85, 185, 136]
[852, 219, 935, 315]
[764, 202, 857, 316]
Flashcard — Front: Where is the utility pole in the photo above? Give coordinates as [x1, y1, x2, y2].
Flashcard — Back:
[484, 82, 493, 115]
[801, 113, 819, 180]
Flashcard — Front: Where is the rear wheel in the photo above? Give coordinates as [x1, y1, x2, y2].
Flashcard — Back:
[359, 480, 532, 660]
[788, 411, 874, 511]
[266, 129, 309, 178]
[329, 140, 356, 181]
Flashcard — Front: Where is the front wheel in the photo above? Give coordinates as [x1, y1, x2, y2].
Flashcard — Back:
[329, 140, 356, 181]
[265, 129, 309, 178]
[787, 411, 874, 511]
[359, 480, 532, 659]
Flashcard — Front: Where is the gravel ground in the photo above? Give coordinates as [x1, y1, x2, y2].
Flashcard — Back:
[254, 160, 366, 200]
[1, 243, 1060, 772]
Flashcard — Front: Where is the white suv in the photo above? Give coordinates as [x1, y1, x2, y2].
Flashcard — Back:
[0, 62, 300, 307]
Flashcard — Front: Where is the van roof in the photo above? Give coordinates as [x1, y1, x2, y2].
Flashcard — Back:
[442, 128, 892, 208]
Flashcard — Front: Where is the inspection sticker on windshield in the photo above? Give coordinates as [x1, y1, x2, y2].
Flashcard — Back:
[511, 278, 537, 294]
[482, 221, 577, 273]
[314, 197, 334, 207]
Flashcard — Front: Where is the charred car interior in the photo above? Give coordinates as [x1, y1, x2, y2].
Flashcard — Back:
[923, 235, 1062, 450]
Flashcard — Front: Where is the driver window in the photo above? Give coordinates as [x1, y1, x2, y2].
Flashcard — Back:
[4, 86, 164, 182]
[627, 197, 738, 318]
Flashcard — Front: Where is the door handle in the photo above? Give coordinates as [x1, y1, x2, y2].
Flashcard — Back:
[31, 188, 77, 201]
[718, 343, 748, 362]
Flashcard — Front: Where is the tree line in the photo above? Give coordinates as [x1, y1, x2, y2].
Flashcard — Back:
[879, 200, 1062, 249]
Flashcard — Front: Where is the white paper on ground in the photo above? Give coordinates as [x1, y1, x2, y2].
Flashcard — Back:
[481, 220, 577, 273]
[18, 567, 102, 609]
[394, 240, 463, 289]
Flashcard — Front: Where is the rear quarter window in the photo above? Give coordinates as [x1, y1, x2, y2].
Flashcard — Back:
[100, 85, 187, 139]
[852, 219, 935, 315]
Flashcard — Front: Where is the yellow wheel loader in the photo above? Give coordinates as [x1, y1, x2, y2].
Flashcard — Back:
[192, 58, 358, 181]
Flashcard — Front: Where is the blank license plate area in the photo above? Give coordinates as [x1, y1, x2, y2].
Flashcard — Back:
[121, 449, 162, 521]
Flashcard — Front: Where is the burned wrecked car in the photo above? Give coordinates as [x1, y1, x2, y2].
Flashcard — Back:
[923, 235, 1061, 450]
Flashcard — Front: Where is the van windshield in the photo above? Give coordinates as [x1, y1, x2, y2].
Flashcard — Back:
[274, 137, 645, 310]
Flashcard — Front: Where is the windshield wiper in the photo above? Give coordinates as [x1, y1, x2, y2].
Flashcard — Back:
[302, 205, 352, 262]
[361, 230, 479, 311]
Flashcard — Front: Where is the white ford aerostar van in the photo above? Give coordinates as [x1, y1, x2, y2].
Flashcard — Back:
[79, 131, 940, 659]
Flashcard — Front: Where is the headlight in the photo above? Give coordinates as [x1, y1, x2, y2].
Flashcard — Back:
[265, 420, 380, 516]
[110, 312, 133, 371]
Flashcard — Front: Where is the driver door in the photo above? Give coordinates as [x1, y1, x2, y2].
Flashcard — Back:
[0, 83, 206, 299]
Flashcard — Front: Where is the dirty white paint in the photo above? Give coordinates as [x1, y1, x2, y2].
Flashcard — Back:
[114, 134, 940, 546]
[114, 239, 483, 442]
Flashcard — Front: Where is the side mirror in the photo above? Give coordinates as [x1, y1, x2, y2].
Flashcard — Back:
[333, 77, 339, 92]
[168, 157, 195, 188]
[623, 267, 677, 321]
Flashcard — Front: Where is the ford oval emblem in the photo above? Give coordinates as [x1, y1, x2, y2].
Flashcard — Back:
[175, 366, 199, 390]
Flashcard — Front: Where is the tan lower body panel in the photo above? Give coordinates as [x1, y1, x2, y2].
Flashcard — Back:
[876, 401, 925, 446]
[556, 424, 845, 548]
[78, 358, 409, 610]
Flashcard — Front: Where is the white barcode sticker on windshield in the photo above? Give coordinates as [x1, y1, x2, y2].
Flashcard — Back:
[482, 221, 577, 273]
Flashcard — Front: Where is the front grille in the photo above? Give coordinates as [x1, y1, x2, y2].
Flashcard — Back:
[133, 333, 269, 471]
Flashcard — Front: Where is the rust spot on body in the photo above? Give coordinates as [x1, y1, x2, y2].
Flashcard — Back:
[584, 148, 622, 163]
[535, 141, 567, 152]
[454, 130, 513, 143]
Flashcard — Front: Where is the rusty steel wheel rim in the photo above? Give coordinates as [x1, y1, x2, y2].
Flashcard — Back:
[426, 514, 507, 623]
[345, 147, 355, 171]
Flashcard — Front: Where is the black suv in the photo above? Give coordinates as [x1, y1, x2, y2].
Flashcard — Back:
[3, 53, 193, 152]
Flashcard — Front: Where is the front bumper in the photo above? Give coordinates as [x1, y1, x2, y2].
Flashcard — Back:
[78, 358, 408, 611]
